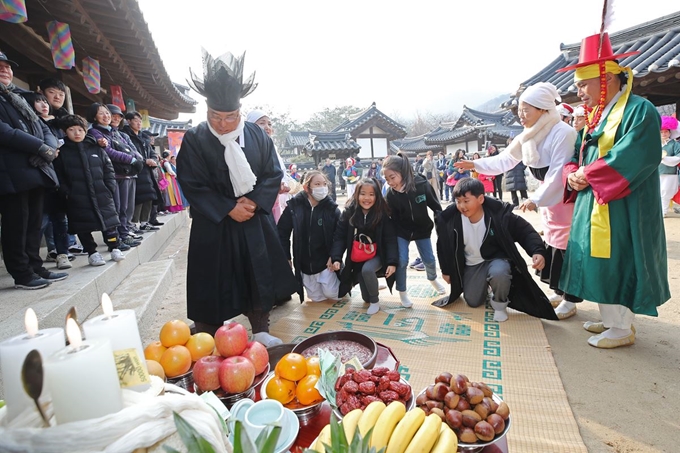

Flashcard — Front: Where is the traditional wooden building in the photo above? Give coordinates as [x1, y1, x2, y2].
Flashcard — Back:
[332, 102, 407, 160]
[423, 106, 523, 154]
[391, 135, 443, 158]
[502, 11, 680, 112]
[302, 132, 361, 166]
[0, 0, 196, 119]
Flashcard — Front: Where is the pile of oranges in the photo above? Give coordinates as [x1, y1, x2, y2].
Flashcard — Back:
[144, 320, 215, 378]
[265, 353, 324, 407]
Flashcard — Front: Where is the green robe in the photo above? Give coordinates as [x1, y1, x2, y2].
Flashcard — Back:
[560, 94, 670, 316]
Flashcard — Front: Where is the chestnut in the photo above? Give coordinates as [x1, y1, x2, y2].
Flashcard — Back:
[461, 409, 482, 428]
[496, 401, 510, 420]
[474, 420, 495, 442]
[466, 387, 484, 405]
[432, 382, 450, 401]
[426, 400, 444, 411]
[450, 375, 468, 395]
[455, 397, 471, 412]
[425, 384, 437, 400]
[458, 426, 477, 444]
[476, 382, 493, 397]
[444, 391, 460, 409]
[474, 402, 489, 419]
[435, 371, 453, 384]
[482, 396, 499, 414]
[487, 413, 506, 434]
[445, 409, 463, 429]
[430, 407, 446, 421]
[415, 392, 429, 406]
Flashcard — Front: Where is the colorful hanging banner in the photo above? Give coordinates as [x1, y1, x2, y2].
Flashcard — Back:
[167, 130, 187, 156]
[110, 85, 125, 110]
[0, 0, 28, 23]
[81, 57, 100, 94]
[46, 21, 75, 69]
[139, 109, 150, 128]
[125, 98, 136, 113]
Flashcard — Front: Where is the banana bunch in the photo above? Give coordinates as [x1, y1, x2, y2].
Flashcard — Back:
[311, 403, 458, 453]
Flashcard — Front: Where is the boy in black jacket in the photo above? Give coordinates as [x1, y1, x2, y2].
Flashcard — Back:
[434, 178, 558, 322]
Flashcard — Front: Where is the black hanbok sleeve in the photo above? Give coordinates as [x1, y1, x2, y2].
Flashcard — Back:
[277, 205, 294, 260]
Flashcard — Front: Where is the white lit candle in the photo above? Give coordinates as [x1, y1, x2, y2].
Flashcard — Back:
[82, 293, 146, 371]
[44, 318, 123, 424]
[0, 308, 64, 421]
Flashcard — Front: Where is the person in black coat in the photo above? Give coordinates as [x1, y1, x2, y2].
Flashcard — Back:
[330, 178, 398, 315]
[504, 162, 528, 207]
[53, 115, 125, 266]
[278, 170, 341, 303]
[0, 52, 66, 289]
[321, 158, 337, 201]
[122, 111, 159, 232]
[434, 178, 558, 322]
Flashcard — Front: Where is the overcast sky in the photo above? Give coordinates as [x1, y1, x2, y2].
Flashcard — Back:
[137, 0, 678, 125]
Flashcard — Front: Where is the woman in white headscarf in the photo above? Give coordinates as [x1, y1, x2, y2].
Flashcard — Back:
[455, 82, 580, 320]
[246, 109, 291, 223]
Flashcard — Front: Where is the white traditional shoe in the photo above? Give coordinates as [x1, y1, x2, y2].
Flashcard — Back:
[587, 331, 635, 349]
[584, 321, 636, 334]
[555, 301, 577, 320]
[548, 292, 563, 308]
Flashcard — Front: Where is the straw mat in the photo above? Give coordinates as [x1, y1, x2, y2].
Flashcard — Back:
[270, 275, 587, 452]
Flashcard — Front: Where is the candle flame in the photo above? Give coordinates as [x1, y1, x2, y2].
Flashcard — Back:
[25, 308, 38, 337]
[101, 293, 113, 317]
[66, 318, 82, 349]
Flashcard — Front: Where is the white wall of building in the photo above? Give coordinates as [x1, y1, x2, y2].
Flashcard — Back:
[357, 137, 388, 160]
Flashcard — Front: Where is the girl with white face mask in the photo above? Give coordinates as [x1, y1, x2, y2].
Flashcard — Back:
[277, 170, 342, 303]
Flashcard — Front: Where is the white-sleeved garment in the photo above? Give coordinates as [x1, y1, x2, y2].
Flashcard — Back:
[472, 121, 577, 250]
[472, 121, 577, 208]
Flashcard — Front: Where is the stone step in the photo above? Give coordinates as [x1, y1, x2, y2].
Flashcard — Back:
[0, 211, 187, 341]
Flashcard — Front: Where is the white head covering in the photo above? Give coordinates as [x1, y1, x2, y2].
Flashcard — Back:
[519, 82, 561, 111]
[573, 105, 586, 117]
[246, 109, 267, 123]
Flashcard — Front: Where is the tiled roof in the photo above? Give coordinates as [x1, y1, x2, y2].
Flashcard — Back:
[147, 117, 192, 137]
[303, 132, 361, 153]
[503, 12, 680, 108]
[423, 106, 522, 145]
[285, 131, 312, 149]
[333, 102, 407, 139]
[392, 136, 444, 153]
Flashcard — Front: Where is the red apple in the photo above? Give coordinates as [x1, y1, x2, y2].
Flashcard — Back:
[219, 356, 256, 394]
[192, 355, 224, 392]
[240, 341, 269, 375]
[214, 322, 249, 358]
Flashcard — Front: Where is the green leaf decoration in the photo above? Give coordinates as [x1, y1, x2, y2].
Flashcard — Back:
[317, 349, 343, 410]
[170, 411, 217, 453]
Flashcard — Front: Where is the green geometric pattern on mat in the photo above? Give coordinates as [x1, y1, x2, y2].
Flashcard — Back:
[270, 282, 588, 452]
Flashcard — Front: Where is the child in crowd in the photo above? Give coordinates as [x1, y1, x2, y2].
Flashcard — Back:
[382, 153, 446, 308]
[278, 170, 341, 303]
[434, 178, 556, 322]
[331, 178, 397, 315]
[53, 115, 125, 266]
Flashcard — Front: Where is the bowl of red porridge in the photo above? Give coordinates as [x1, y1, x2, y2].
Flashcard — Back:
[291, 330, 378, 369]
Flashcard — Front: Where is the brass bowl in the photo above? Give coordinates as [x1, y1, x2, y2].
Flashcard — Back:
[291, 331, 378, 369]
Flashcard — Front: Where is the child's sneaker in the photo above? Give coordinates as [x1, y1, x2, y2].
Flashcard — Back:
[110, 249, 126, 262]
[413, 262, 426, 271]
[56, 254, 72, 270]
[45, 250, 58, 262]
[88, 252, 106, 266]
[408, 257, 422, 269]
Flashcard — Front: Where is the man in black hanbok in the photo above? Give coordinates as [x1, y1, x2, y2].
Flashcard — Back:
[177, 50, 296, 346]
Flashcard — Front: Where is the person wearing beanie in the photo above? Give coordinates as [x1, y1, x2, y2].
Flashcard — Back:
[658, 116, 680, 216]
[177, 50, 296, 346]
[560, 30, 669, 348]
[557, 103, 574, 124]
[454, 82, 576, 322]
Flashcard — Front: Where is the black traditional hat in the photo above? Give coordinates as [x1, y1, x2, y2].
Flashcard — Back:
[187, 48, 257, 112]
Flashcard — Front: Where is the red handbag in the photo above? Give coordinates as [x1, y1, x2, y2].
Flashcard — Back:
[350, 228, 377, 262]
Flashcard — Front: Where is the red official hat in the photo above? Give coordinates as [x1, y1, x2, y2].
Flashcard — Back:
[557, 33, 639, 73]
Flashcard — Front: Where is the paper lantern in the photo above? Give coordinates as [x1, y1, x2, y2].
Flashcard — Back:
[82, 57, 100, 94]
[46, 21, 75, 70]
[0, 0, 27, 23]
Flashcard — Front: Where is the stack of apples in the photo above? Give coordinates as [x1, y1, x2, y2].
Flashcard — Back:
[192, 322, 269, 394]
